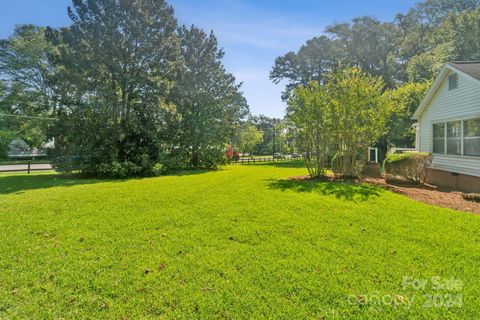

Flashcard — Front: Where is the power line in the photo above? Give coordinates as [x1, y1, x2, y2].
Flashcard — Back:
[0, 113, 57, 120]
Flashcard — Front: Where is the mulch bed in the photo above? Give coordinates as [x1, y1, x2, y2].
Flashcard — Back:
[287, 174, 480, 214]
[363, 177, 480, 214]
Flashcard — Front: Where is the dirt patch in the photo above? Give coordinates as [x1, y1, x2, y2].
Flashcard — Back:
[287, 174, 480, 214]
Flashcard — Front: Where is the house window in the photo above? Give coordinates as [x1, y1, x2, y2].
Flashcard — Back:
[464, 118, 480, 156]
[449, 73, 458, 90]
[447, 121, 461, 155]
[432, 122, 445, 154]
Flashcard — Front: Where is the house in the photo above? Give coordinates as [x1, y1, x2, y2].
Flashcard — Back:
[7, 138, 50, 159]
[413, 62, 480, 193]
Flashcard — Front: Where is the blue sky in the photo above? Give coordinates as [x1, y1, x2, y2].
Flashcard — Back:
[0, 0, 417, 117]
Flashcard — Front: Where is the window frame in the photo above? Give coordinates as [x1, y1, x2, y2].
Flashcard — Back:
[464, 117, 480, 157]
[449, 73, 458, 91]
[431, 116, 480, 158]
[446, 120, 462, 155]
[432, 122, 446, 155]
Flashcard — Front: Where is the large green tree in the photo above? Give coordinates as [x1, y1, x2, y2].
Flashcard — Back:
[170, 26, 249, 169]
[384, 82, 431, 148]
[272, 0, 480, 91]
[438, 7, 480, 61]
[271, 17, 399, 100]
[238, 124, 263, 156]
[47, 0, 182, 177]
[0, 24, 57, 148]
[272, 0, 480, 150]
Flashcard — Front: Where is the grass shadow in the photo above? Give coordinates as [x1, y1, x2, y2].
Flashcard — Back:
[268, 178, 382, 202]
[0, 169, 212, 195]
[252, 160, 307, 169]
[0, 174, 100, 195]
[165, 169, 212, 177]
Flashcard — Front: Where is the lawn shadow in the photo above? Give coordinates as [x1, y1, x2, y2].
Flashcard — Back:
[253, 160, 307, 169]
[0, 174, 100, 195]
[165, 169, 212, 177]
[0, 169, 211, 195]
[268, 178, 382, 202]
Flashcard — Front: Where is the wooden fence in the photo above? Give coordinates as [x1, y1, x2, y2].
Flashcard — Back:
[0, 161, 52, 173]
[235, 157, 299, 164]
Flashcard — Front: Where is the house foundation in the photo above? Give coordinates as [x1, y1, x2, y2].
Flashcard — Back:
[426, 168, 480, 193]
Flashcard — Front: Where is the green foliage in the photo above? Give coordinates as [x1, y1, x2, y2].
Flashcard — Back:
[288, 81, 333, 177]
[288, 67, 391, 178]
[46, 0, 182, 178]
[0, 130, 15, 159]
[248, 116, 285, 155]
[438, 7, 480, 61]
[328, 68, 392, 177]
[271, 17, 399, 99]
[385, 82, 431, 147]
[383, 152, 432, 183]
[0, 25, 56, 147]
[42, 0, 247, 177]
[238, 124, 263, 156]
[169, 26, 248, 169]
[406, 44, 454, 82]
[272, 0, 480, 150]
[1, 164, 480, 318]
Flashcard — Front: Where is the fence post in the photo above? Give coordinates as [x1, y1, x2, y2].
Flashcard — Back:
[27, 160, 31, 174]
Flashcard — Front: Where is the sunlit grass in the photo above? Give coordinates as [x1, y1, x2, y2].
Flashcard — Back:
[0, 162, 479, 319]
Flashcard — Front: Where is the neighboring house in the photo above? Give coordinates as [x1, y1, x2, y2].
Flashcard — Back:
[413, 62, 480, 193]
[8, 138, 51, 159]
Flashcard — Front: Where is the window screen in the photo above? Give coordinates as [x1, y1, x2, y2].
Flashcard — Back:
[449, 73, 458, 90]
[432, 123, 445, 154]
[464, 118, 480, 156]
[447, 121, 461, 155]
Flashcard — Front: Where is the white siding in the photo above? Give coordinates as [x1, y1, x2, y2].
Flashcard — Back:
[418, 70, 480, 177]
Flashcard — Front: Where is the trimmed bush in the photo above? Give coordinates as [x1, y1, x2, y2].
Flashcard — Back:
[383, 152, 432, 183]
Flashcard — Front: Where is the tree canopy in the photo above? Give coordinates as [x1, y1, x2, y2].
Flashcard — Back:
[0, 0, 250, 176]
[272, 0, 480, 150]
[272, 0, 480, 93]
[288, 67, 391, 178]
[238, 124, 263, 156]
[0, 25, 57, 148]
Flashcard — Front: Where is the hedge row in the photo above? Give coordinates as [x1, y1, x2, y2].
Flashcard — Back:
[383, 152, 432, 183]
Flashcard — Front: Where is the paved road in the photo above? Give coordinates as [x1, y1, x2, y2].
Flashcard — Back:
[0, 164, 53, 172]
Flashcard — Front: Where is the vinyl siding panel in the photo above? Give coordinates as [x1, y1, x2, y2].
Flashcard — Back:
[418, 70, 480, 177]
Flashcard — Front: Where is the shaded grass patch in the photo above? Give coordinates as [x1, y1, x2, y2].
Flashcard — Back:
[268, 178, 382, 201]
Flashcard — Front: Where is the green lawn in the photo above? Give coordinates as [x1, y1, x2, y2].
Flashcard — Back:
[1, 162, 479, 319]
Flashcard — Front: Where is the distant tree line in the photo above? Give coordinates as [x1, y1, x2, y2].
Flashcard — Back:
[272, 0, 480, 150]
[232, 115, 298, 157]
[0, 0, 248, 177]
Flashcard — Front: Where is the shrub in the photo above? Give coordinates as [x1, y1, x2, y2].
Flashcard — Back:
[383, 152, 432, 183]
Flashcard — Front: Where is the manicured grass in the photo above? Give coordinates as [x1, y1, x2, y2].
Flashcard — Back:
[1, 162, 479, 319]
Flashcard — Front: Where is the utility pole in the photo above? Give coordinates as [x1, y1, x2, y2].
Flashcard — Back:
[272, 119, 276, 158]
